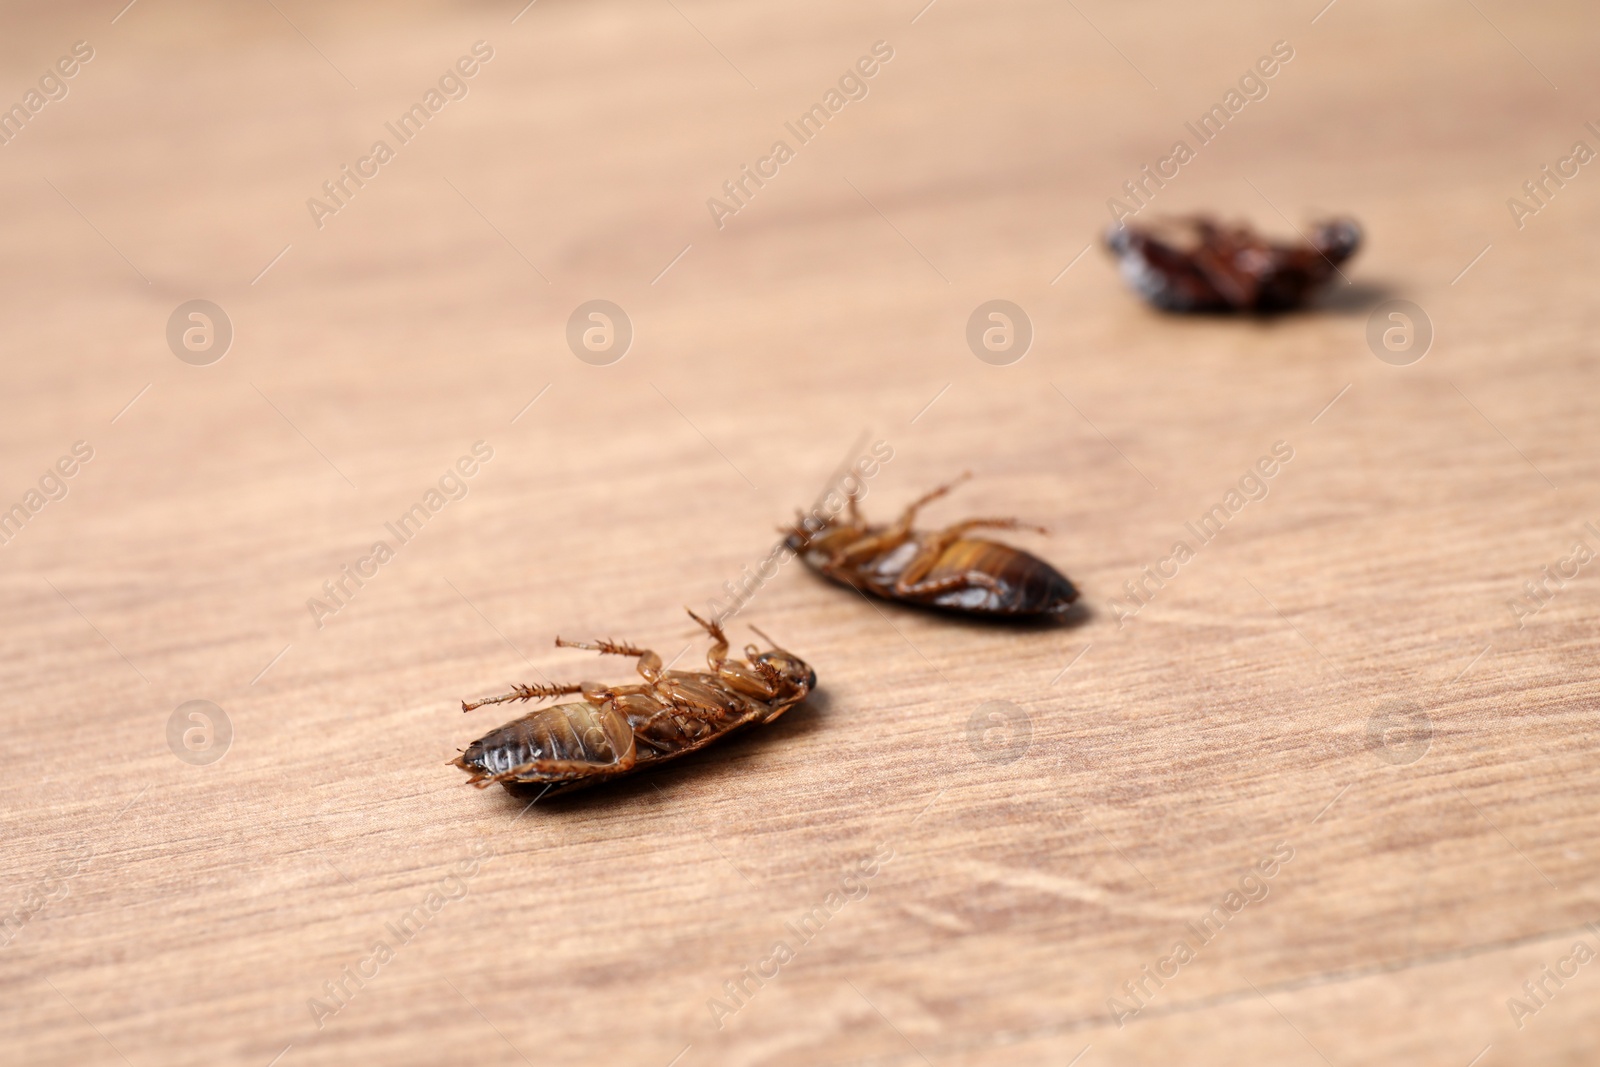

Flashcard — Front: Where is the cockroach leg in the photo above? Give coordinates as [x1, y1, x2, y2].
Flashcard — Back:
[946, 517, 1050, 537]
[893, 517, 1049, 591]
[826, 527, 907, 568]
[654, 683, 734, 719]
[892, 571, 1004, 600]
[556, 636, 664, 683]
[750, 658, 784, 691]
[891, 472, 973, 533]
[685, 607, 730, 669]
[641, 695, 723, 738]
[638, 698, 735, 734]
[461, 681, 585, 713]
[712, 659, 784, 701]
[581, 681, 620, 704]
[825, 475, 973, 570]
[554, 636, 649, 657]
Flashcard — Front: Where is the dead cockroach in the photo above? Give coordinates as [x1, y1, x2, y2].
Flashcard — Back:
[784, 473, 1078, 618]
[1104, 215, 1361, 312]
[453, 610, 815, 795]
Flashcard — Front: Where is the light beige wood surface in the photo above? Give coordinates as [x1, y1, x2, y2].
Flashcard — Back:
[3, 1, 1600, 1064]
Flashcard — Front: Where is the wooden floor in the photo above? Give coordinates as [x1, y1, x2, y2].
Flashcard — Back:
[3, 1, 1599, 1064]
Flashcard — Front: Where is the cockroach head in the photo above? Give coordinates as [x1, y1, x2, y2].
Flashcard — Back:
[746, 624, 816, 699]
[781, 508, 832, 553]
[756, 649, 816, 699]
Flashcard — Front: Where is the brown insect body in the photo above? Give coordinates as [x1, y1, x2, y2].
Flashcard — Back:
[1104, 215, 1361, 312]
[454, 611, 814, 795]
[786, 474, 1078, 617]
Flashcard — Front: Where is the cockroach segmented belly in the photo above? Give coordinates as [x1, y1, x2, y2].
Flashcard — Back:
[784, 472, 1079, 618]
[454, 610, 815, 796]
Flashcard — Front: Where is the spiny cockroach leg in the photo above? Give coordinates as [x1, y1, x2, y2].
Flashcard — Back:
[936, 516, 1050, 537]
[639, 699, 744, 734]
[685, 607, 730, 668]
[555, 636, 647, 657]
[825, 480, 948, 568]
[556, 636, 663, 683]
[890, 471, 971, 531]
[684, 607, 726, 642]
[462, 681, 585, 713]
[894, 571, 1003, 599]
[748, 658, 784, 694]
[893, 517, 1047, 591]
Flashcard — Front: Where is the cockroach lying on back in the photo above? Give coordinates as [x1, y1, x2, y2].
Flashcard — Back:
[454, 610, 814, 795]
[1104, 215, 1361, 312]
[785, 473, 1079, 618]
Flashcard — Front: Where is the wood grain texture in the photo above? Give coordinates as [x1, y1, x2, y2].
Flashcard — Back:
[2, 1, 1599, 1064]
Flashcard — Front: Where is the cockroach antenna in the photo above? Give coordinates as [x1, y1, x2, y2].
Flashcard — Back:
[749, 624, 786, 653]
[779, 508, 810, 541]
[808, 429, 872, 515]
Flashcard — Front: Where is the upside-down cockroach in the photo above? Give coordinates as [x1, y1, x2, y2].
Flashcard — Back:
[784, 473, 1079, 617]
[1104, 215, 1361, 312]
[453, 610, 815, 795]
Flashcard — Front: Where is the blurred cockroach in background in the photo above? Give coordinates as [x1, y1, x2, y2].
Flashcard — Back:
[1104, 215, 1361, 312]
[784, 473, 1079, 618]
[454, 610, 815, 796]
